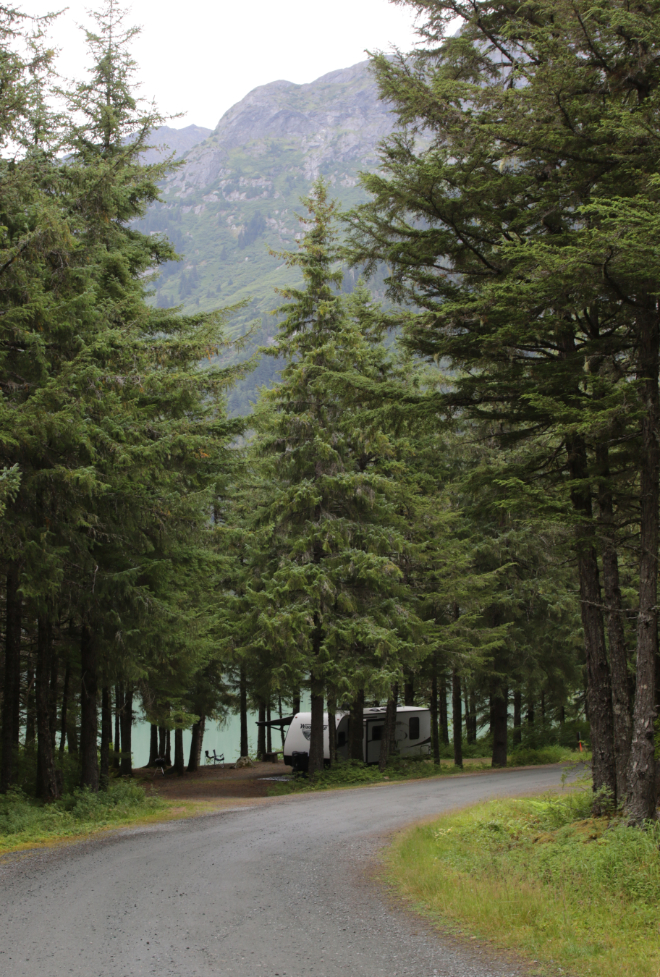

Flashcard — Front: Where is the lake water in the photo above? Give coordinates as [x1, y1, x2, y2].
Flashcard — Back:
[129, 702, 302, 768]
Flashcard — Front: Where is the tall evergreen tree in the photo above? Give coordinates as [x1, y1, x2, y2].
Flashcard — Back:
[0, 0, 248, 794]
[250, 182, 418, 776]
[349, 0, 660, 817]
[57, 0, 248, 789]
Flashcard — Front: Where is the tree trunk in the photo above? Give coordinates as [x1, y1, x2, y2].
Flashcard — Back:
[349, 688, 365, 761]
[240, 665, 248, 757]
[465, 689, 477, 744]
[452, 668, 463, 768]
[59, 663, 69, 754]
[48, 647, 58, 751]
[35, 617, 59, 800]
[1, 564, 20, 792]
[79, 625, 99, 791]
[158, 726, 167, 763]
[308, 671, 324, 778]
[9, 569, 20, 753]
[491, 681, 508, 768]
[188, 715, 205, 771]
[266, 700, 272, 755]
[25, 650, 35, 748]
[257, 701, 266, 760]
[387, 683, 398, 754]
[527, 699, 535, 726]
[599, 524, 632, 801]
[513, 690, 522, 746]
[404, 672, 414, 706]
[148, 724, 158, 767]
[278, 695, 285, 751]
[67, 702, 78, 754]
[326, 686, 337, 766]
[166, 729, 171, 765]
[567, 433, 617, 810]
[379, 686, 398, 772]
[113, 684, 122, 769]
[174, 728, 185, 775]
[430, 668, 440, 765]
[100, 686, 111, 790]
[576, 546, 617, 807]
[627, 309, 660, 822]
[439, 672, 449, 745]
[120, 687, 132, 777]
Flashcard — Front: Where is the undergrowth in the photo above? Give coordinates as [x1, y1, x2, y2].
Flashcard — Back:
[267, 748, 574, 796]
[0, 779, 166, 853]
[267, 757, 444, 794]
[508, 744, 574, 765]
[386, 790, 660, 977]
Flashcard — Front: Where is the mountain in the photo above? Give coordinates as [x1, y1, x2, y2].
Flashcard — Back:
[142, 124, 212, 165]
[138, 61, 396, 412]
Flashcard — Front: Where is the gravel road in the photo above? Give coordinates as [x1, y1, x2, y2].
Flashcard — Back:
[0, 766, 569, 977]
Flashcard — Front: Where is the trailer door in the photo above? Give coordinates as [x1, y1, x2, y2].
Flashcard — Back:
[366, 719, 385, 764]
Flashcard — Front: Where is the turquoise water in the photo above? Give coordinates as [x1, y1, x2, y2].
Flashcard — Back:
[129, 703, 299, 768]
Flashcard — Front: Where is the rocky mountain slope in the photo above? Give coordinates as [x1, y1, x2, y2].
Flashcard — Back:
[138, 60, 396, 412]
[142, 124, 212, 164]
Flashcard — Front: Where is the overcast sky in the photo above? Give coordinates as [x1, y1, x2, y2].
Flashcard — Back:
[24, 0, 430, 130]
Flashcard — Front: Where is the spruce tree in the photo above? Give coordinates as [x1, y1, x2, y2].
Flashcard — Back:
[251, 182, 417, 777]
[0, 0, 248, 794]
[349, 0, 660, 817]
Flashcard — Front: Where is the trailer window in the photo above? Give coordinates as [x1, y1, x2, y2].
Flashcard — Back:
[372, 725, 383, 741]
[409, 717, 420, 740]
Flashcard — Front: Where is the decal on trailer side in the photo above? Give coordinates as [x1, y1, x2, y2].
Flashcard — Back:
[299, 722, 329, 742]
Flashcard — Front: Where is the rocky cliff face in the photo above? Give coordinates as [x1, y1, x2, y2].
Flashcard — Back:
[138, 60, 395, 412]
[166, 61, 393, 196]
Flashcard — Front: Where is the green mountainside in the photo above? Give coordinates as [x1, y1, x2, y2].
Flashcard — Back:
[138, 60, 395, 412]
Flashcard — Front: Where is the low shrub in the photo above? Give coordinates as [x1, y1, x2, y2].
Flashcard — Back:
[437, 721, 588, 761]
[268, 756, 491, 795]
[0, 779, 165, 851]
[508, 744, 573, 765]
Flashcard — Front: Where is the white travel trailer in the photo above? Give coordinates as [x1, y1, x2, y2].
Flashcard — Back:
[279, 706, 431, 772]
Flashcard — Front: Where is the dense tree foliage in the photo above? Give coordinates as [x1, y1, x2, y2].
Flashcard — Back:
[1, 0, 655, 821]
[348, 0, 660, 816]
[0, 0, 246, 797]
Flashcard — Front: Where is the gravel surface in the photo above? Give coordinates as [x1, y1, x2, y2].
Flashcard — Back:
[0, 765, 568, 977]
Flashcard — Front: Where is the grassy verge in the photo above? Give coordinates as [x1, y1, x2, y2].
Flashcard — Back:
[0, 780, 216, 855]
[385, 790, 660, 977]
[268, 746, 576, 796]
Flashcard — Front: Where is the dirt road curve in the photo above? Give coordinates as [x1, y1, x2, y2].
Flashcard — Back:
[0, 766, 568, 977]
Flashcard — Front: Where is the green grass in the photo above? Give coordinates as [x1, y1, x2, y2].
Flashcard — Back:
[508, 744, 576, 765]
[0, 780, 167, 854]
[267, 757, 492, 795]
[385, 790, 660, 977]
[267, 749, 575, 796]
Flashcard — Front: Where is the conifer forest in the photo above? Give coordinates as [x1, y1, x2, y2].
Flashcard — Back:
[3, 0, 660, 826]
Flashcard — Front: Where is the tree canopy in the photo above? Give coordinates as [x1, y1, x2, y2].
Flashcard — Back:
[0, 0, 654, 823]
